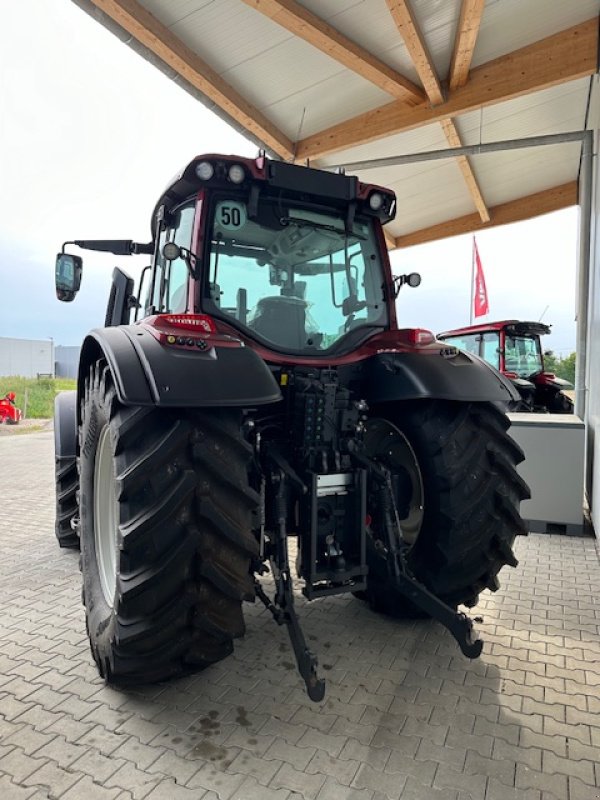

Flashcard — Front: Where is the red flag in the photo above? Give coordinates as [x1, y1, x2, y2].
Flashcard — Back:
[473, 238, 489, 318]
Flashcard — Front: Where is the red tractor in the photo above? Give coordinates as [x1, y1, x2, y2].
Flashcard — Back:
[0, 392, 22, 425]
[53, 153, 528, 700]
[437, 320, 574, 414]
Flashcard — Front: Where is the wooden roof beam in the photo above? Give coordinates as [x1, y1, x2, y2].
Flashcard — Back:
[385, 0, 444, 104]
[88, 0, 295, 159]
[449, 0, 485, 91]
[296, 18, 598, 159]
[241, 0, 424, 103]
[441, 118, 489, 222]
[386, 1, 489, 222]
[393, 181, 578, 249]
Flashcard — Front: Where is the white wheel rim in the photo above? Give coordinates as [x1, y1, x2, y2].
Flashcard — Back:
[94, 425, 118, 606]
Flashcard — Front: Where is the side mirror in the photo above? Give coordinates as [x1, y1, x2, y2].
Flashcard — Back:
[55, 253, 83, 302]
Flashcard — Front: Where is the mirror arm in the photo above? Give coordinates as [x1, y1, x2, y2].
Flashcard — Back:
[62, 240, 154, 256]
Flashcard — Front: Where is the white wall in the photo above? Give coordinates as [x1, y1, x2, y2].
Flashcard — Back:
[0, 337, 54, 378]
[586, 77, 600, 532]
[55, 345, 80, 379]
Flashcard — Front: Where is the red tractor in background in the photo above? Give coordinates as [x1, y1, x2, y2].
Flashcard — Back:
[0, 392, 22, 425]
[53, 152, 529, 700]
[437, 320, 575, 414]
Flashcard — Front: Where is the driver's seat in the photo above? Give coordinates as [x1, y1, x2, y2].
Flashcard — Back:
[251, 296, 307, 350]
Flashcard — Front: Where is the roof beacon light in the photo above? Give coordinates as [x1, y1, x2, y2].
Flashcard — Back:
[228, 164, 245, 184]
[195, 161, 214, 180]
[369, 192, 384, 211]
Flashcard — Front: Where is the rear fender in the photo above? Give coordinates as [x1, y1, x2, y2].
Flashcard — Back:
[364, 350, 519, 405]
[77, 325, 281, 420]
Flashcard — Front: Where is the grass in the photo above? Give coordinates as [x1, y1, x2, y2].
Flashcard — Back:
[0, 376, 76, 419]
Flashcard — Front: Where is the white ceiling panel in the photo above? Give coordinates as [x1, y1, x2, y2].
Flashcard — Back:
[473, 0, 600, 66]
[467, 143, 582, 207]
[457, 80, 591, 145]
[80, 0, 600, 243]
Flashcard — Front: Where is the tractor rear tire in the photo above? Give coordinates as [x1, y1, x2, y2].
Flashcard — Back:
[79, 360, 259, 685]
[55, 456, 80, 549]
[364, 401, 529, 615]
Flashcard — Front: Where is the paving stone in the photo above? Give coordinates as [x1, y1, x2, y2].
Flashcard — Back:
[185, 762, 247, 798]
[231, 776, 291, 800]
[0, 747, 48, 783]
[515, 764, 568, 796]
[144, 780, 207, 800]
[486, 778, 541, 800]
[432, 763, 487, 800]
[23, 760, 84, 797]
[103, 762, 164, 800]
[305, 749, 361, 786]
[0, 774, 40, 800]
[338, 738, 391, 771]
[263, 737, 315, 770]
[225, 749, 282, 786]
[59, 774, 124, 799]
[352, 763, 407, 798]
[316, 777, 374, 800]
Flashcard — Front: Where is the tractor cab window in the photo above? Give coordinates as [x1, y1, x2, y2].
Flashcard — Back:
[441, 333, 480, 357]
[204, 197, 387, 353]
[505, 335, 543, 377]
[481, 332, 500, 370]
[150, 203, 194, 313]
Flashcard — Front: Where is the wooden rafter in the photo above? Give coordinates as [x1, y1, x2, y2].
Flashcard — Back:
[386, 1, 489, 221]
[383, 228, 397, 250]
[88, 0, 295, 159]
[241, 0, 424, 103]
[449, 0, 485, 90]
[391, 181, 578, 249]
[385, 0, 443, 104]
[440, 118, 489, 222]
[296, 18, 598, 160]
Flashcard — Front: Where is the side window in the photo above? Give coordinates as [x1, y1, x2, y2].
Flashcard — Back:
[481, 332, 500, 369]
[151, 203, 195, 313]
[444, 334, 480, 356]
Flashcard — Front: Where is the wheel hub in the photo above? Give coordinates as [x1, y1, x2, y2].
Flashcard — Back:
[364, 418, 424, 547]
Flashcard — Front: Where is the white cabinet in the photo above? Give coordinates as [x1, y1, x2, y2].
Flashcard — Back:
[507, 413, 585, 535]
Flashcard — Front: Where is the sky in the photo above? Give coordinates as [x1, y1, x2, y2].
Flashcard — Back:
[0, 1, 579, 356]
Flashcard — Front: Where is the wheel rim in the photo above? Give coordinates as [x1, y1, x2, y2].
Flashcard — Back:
[364, 418, 424, 547]
[94, 425, 118, 606]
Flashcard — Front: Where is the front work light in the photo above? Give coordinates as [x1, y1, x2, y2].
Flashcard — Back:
[369, 192, 384, 211]
[195, 161, 214, 180]
[228, 164, 245, 184]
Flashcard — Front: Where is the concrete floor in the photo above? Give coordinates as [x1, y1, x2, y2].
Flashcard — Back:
[0, 431, 599, 800]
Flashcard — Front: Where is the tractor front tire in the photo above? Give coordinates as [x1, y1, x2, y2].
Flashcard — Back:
[364, 401, 529, 615]
[79, 360, 258, 684]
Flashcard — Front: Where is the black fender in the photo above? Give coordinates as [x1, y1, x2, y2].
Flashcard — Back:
[364, 350, 520, 405]
[54, 390, 77, 460]
[77, 325, 281, 412]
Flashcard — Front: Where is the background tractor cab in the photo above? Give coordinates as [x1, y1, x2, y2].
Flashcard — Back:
[437, 320, 574, 413]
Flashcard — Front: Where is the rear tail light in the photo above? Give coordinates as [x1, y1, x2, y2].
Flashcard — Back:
[397, 328, 436, 346]
[152, 314, 216, 334]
